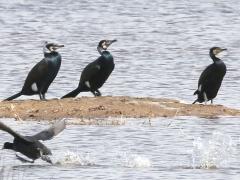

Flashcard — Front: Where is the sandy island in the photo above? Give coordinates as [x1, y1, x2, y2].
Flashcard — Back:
[0, 96, 239, 122]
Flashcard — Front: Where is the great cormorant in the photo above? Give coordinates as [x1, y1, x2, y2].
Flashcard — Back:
[0, 120, 66, 164]
[4, 42, 64, 101]
[193, 47, 227, 104]
[61, 39, 116, 98]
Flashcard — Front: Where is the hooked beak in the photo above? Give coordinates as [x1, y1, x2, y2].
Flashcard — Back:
[106, 39, 117, 47]
[54, 44, 64, 48]
[218, 48, 227, 55]
[52, 44, 64, 51]
[110, 39, 117, 44]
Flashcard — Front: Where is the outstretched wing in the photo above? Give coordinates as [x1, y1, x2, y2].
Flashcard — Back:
[31, 120, 66, 141]
[0, 121, 31, 142]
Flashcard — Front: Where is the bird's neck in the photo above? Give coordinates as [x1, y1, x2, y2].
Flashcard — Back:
[44, 51, 59, 57]
[97, 46, 104, 55]
[210, 53, 221, 62]
[101, 51, 113, 60]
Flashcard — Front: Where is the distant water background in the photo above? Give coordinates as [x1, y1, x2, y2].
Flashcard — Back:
[0, 1, 240, 180]
[0, 0, 239, 107]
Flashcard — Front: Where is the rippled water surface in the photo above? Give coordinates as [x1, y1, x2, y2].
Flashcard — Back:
[0, 0, 240, 179]
[0, 117, 240, 179]
[0, 0, 240, 107]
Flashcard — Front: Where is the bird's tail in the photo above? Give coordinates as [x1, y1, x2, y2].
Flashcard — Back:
[192, 99, 198, 104]
[61, 87, 82, 99]
[192, 88, 200, 104]
[192, 89, 200, 104]
[3, 92, 22, 101]
[193, 90, 199, 95]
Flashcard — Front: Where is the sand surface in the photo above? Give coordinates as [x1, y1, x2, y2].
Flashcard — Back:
[0, 96, 239, 122]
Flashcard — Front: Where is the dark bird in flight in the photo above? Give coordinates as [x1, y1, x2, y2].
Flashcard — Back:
[0, 120, 66, 164]
[193, 47, 227, 104]
[4, 41, 64, 101]
[61, 39, 116, 98]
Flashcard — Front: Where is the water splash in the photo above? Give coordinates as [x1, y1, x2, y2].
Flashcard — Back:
[119, 152, 151, 168]
[191, 131, 234, 169]
[54, 151, 95, 166]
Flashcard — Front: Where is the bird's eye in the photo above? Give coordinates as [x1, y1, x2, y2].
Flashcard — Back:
[213, 49, 219, 55]
[49, 46, 54, 51]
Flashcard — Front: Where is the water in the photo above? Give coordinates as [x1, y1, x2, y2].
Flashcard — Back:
[0, 0, 240, 107]
[0, 0, 240, 179]
[0, 117, 240, 179]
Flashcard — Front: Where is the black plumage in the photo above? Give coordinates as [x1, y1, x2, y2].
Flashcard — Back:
[4, 42, 64, 101]
[193, 47, 227, 104]
[62, 39, 116, 98]
[0, 120, 66, 164]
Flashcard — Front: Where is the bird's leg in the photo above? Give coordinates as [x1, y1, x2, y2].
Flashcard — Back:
[203, 92, 208, 105]
[211, 99, 213, 104]
[90, 90, 96, 96]
[39, 93, 43, 100]
[39, 92, 46, 101]
[95, 89, 102, 97]
[42, 94, 46, 100]
[91, 90, 101, 97]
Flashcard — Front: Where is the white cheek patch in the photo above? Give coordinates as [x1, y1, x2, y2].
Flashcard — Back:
[102, 45, 107, 49]
[31, 83, 38, 92]
[215, 51, 226, 59]
[85, 81, 91, 88]
[49, 46, 54, 52]
[213, 49, 218, 55]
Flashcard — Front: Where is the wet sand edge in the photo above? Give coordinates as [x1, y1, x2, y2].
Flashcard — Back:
[0, 96, 239, 122]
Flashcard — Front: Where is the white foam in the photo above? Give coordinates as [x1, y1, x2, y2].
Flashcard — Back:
[120, 153, 151, 168]
[191, 131, 235, 169]
[54, 151, 95, 166]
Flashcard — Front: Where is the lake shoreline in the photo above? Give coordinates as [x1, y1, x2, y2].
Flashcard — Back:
[0, 96, 239, 122]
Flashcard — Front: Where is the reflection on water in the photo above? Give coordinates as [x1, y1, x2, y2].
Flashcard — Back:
[0, 0, 240, 108]
[0, 117, 239, 180]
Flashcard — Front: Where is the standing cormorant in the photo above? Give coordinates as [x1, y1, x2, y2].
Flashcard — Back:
[61, 39, 117, 98]
[193, 47, 227, 104]
[0, 120, 66, 164]
[4, 42, 64, 101]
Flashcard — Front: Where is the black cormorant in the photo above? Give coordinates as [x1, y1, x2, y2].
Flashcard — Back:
[61, 39, 116, 98]
[4, 42, 64, 101]
[0, 120, 66, 164]
[193, 47, 227, 104]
